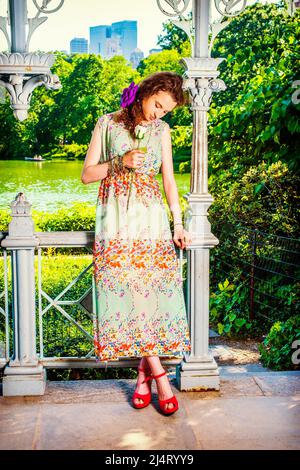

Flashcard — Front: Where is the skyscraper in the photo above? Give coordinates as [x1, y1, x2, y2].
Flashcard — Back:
[111, 20, 137, 61]
[89, 20, 138, 61]
[89, 25, 112, 55]
[130, 48, 144, 69]
[70, 38, 88, 54]
[105, 37, 123, 59]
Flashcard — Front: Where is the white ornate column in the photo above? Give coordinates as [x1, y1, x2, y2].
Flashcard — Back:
[1, 193, 46, 396]
[177, 57, 225, 390]
[0, 0, 64, 121]
[156, 0, 249, 390]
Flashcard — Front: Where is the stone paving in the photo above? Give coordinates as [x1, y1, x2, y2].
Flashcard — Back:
[0, 364, 299, 450]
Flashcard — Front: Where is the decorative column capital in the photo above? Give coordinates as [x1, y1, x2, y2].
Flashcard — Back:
[0, 52, 61, 121]
[1, 192, 39, 248]
[180, 57, 227, 110]
[0, 2, 65, 120]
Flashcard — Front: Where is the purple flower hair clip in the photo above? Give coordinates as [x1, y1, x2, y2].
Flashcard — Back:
[120, 81, 139, 108]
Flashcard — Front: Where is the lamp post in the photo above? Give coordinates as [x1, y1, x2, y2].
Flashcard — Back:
[0, 0, 64, 121]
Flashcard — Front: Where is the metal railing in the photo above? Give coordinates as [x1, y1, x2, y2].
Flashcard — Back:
[210, 220, 300, 331]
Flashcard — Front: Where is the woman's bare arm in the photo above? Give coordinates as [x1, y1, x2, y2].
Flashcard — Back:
[81, 119, 109, 184]
[161, 123, 181, 216]
[161, 122, 192, 249]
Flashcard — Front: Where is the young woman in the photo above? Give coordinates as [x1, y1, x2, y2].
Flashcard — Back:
[81, 71, 192, 415]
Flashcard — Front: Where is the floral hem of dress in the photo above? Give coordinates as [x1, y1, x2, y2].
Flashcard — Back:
[94, 348, 191, 363]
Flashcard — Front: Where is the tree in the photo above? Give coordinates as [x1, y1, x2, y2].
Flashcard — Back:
[208, 3, 300, 175]
[157, 12, 192, 54]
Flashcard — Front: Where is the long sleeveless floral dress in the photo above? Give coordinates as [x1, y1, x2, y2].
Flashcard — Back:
[92, 111, 191, 362]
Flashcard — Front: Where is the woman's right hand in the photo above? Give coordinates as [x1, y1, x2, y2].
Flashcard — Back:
[122, 149, 145, 169]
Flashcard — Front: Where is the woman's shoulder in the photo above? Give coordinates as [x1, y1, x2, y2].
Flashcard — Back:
[156, 119, 170, 131]
[97, 112, 112, 122]
[97, 111, 120, 129]
[156, 118, 169, 126]
[106, 111, 119, 120]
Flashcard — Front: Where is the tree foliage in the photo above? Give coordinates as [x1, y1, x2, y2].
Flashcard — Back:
[157, 12, 191, 53]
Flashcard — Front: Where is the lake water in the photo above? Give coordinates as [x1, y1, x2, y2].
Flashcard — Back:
[1, 160, 191, 213]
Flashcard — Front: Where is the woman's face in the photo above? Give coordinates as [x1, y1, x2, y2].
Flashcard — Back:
[141, 90, 177, 122]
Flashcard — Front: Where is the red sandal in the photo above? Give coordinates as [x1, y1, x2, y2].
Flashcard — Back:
[132, 366, 153, 409]
[152, 370, 179, 415]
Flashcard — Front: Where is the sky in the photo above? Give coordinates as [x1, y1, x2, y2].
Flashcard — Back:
[0, 0, 278, 57]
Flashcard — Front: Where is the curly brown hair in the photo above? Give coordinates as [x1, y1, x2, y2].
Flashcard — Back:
[113, 71, 188, 139]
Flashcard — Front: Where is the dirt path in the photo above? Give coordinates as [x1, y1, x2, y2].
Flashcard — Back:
[209, 336, 262, 365]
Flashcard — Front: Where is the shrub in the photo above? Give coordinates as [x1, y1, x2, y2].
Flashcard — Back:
[179, 161, 191, 174]
[210, 278, 252, 337]
[0, 210, 11, 232]
[63, 143, 88, 159]
[210, 160, 300, 236]
[33, 202, 95, 232]
[258, 315, 300, 370]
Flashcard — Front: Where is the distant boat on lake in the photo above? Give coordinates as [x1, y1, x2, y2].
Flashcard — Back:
[24, 155, 46, 161]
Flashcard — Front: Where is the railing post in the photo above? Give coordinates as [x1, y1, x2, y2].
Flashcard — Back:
[1, 192, 46, 396]
[249, 229, 257, 321]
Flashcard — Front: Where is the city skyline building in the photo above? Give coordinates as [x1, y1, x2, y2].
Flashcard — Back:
[71, 19, 152, 66]
[130, 47, 144, 69]
[89, 25, 111, 55]
[89, 20, 137, 61]
[111, 20, 137, 61]
[105, 36, 123, 59]
[70, 37, 88, 54]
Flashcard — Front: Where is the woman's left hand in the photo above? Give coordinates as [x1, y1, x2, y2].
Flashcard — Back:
[173, 225, 192, 249]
